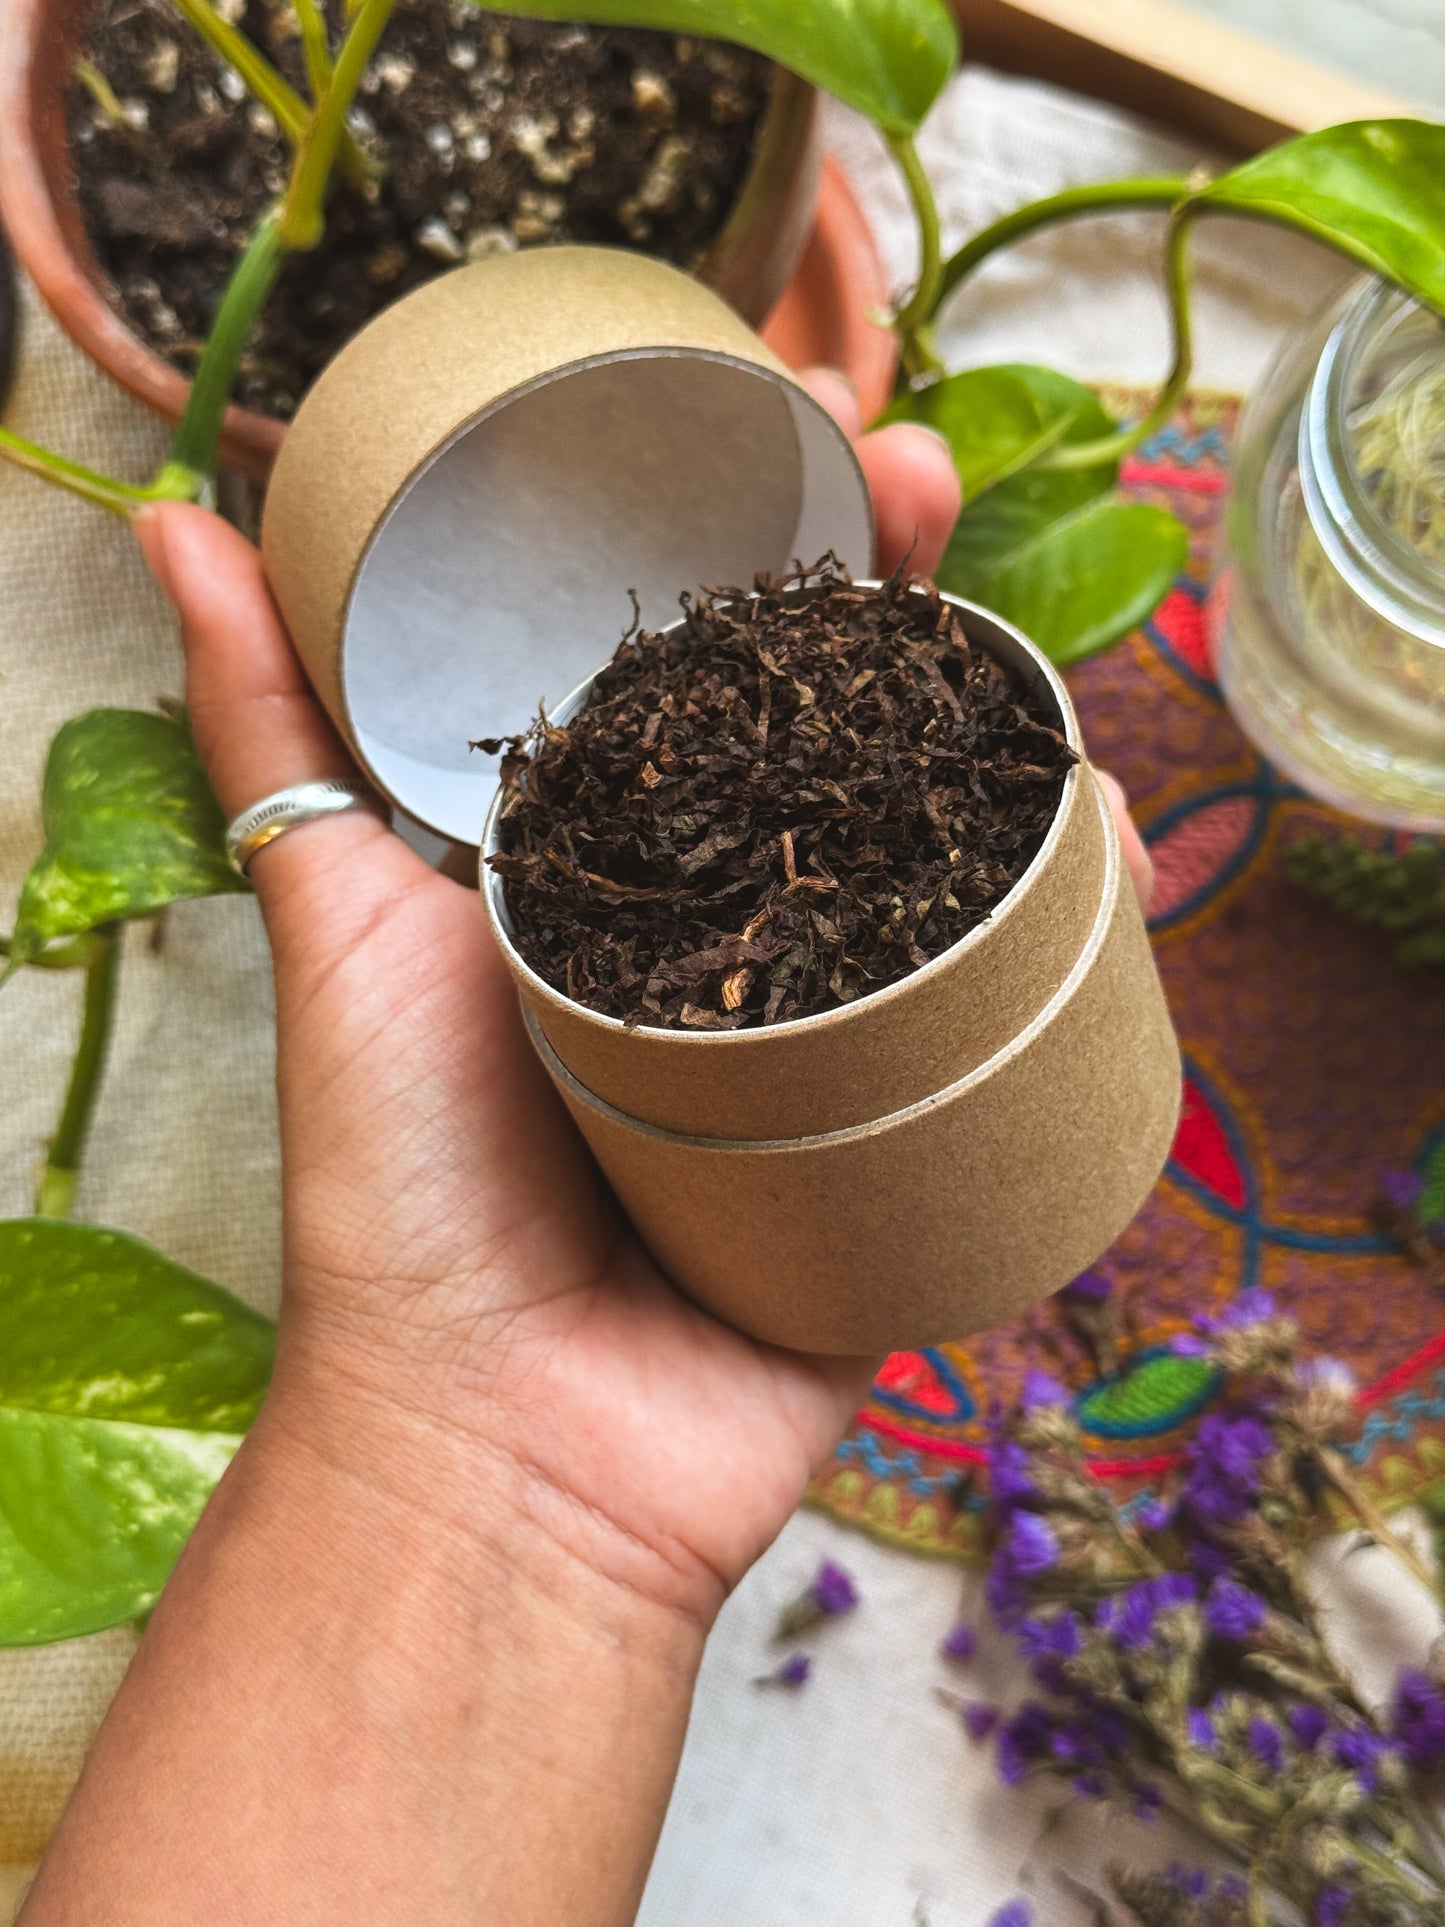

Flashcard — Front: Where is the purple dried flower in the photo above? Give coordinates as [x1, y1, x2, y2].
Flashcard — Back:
[1186, 1538, 1231, 1581]
[1391, 1665, 1445, 1767]
[1003, 1510, 1060, 1577]
[1186, 1708, 1215, 1750]
[962, 1701, 1000, 1743]
[985, 1560, 1026, 1627]
[940, 1621, 976, 1663]
[1093, 1708, 1131, 1754]
[1183, 1412, 1274, 1526]
[1219, 1876, 1248, 1903]
[1151, 1571, 1198, 1610]
[1167, 1865, 1210, 1900]
[1249, 1717, 1285, 1772]
[997, 1703, 1054, 1785]
[1020, 1368, 1070, 1409]
[1135, 1496, 1175, 1533]
[1132, 1780, 1163, 1823]
[1380, 1169, 1424, 1212]
[1204, 1576, 1266, 1641]
[1210, 1288, 1278, 1330]
[811, 1559, 859, 1616]
[988, 1439, 1037, 1509]
[775, 1558, 860, 1638]
[1019, 1610, 1082, 1664]
[1332, 1724, 1388, 1792]
[1060, 1269, 1111, 1305]
[1289, 1703, 1329, 1750]
[1073, 1769, 1108, 1800]
[1098, 1582, 1160, 1651]
[769, 1653, 811, 1687]
[1170, 1332, 1212, 1358]
[1317, 1885, 1351, 1927]
[988, 1902, 1033, 1927]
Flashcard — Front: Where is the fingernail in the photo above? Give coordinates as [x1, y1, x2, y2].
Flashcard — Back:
[912, 423, 957, 462]
[1098, 769, 1130, 809]
[132, 504, 176, 607]
[822, 365, 859, 404]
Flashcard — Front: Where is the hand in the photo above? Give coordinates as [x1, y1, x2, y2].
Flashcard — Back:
[129, 372, 1151, 1628]
[23, 376, 1154, 1927]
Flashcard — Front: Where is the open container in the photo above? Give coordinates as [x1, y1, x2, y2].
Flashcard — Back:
[263, 244, 1181, 1353]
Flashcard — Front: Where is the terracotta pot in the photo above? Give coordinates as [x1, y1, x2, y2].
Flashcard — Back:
[0, 0, 857, 481]
[762, 155, 897, 425]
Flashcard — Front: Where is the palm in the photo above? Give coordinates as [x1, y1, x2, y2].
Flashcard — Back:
[272, 841, 873, 1609]
[136, 401, 961, 1614]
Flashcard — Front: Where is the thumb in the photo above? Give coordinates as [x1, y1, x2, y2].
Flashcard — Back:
[132, 501, 442, 981]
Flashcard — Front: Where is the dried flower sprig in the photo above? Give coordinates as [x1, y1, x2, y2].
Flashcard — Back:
[982, 1292, 1445, 1926]
[775, 1558, 861, 1639]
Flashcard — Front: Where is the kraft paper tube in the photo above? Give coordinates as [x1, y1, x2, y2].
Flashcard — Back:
[484, 598, 1112, 1139]
[524, 779, 1179, 1352]
[263, 246, 873, 846]
[484, 590, 1180, 1349]
[263, 251, 1181, 1352]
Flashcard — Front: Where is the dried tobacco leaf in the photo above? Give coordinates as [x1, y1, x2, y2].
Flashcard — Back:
[481, 560, 1075, 1030]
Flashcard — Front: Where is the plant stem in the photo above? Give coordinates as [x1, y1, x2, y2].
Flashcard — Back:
[71, 56, 135, 132]
[935, 177, 1191, 308]
[0, 931, 109, 972]
[293, 0, 334, 97]
[1036, 208, 1196, 471]
[0, 425, 157, 515]
[1319, 1445, 1443, 1600]
[886, 133, 946, 383]
[280, 0, 397, 250]
[166, 0, 371, 186]
[165, 210, 286, 487]
[35, 925, 121, 1219]
[168, 0, 309, 141]
[0, 211, 291, 510]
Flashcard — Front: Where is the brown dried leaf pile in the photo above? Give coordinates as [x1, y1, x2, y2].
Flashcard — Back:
[482, 561, 1075, 1030]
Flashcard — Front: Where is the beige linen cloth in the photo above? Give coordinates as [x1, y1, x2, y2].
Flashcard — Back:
[0, 53, 1436, 1924]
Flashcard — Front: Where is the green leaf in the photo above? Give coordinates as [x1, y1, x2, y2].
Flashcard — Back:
[10, 709, 246, 967]
[1196, 122, 1445, 313]
[968, 496, 1188, 667]
[490, 0, 958, 135]
[0, 1410, 236, 1647]
[0, 1220, 275, 1432]
[0, 1219, 274, 1644]
[936, 367, 1119, 594]
[880, 365, 1082, 501]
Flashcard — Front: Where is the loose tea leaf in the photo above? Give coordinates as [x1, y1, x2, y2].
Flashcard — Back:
[483, 562, 1075, 1030]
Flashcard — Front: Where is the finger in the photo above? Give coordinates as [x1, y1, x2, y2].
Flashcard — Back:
[797, 365, 863, 441]
[854, 424, 961, 579]
[797, 367, 961, 581]
[1096, 769, 1155, 913]
[132, 501, 436, 944]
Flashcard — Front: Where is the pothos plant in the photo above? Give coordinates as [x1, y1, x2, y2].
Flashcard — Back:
[4, 0, 1445, 1649]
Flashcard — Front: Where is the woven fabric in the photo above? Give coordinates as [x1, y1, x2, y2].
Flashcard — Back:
[0, 280, 282, 1865]
[812, 392, 1445, 1560]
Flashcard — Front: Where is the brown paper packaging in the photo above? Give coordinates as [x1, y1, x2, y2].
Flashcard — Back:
[484, 593, 1180, 1353]
[261, 246, 1181, 1355]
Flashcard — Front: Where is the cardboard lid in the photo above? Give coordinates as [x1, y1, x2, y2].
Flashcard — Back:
[262, 246, 875, 843]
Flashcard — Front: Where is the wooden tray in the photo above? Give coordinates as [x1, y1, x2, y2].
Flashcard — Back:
[955, 0, 1418, 151]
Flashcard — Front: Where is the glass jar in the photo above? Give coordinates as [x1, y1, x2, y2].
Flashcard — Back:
[1214, 278, 1445, 831]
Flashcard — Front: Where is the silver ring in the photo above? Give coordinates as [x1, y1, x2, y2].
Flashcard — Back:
[225, 779, 389, 877]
